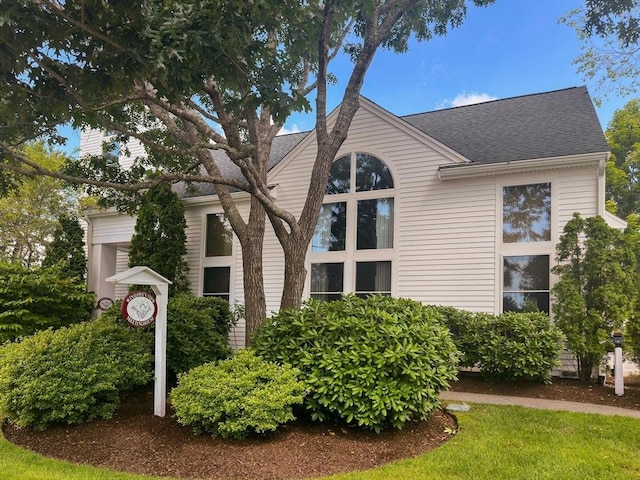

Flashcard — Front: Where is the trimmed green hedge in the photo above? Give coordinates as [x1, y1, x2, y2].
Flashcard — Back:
[0, 262, 95, 343]
[435, 306, 564, 383]
[0, 318, 152, 430]
[252, 295, 459, 433]
[171, 349, 305, 439]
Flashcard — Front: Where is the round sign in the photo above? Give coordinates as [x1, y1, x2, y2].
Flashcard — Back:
[121, 291, 157, 327]
[97, 297, 114, 311]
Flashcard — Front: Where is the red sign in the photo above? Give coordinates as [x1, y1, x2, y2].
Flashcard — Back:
[121, 291, 157, 327]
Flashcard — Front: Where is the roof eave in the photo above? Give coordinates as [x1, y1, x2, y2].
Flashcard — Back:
[438, 152, 609, 181]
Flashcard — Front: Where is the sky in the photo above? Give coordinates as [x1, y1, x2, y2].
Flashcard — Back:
[60, 0, 634, 154]
[281, 0, 633, 135]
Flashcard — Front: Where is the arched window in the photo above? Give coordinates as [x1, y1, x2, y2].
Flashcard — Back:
[310, 153, 395, 300]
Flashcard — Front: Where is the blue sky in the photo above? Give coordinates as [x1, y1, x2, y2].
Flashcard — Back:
[61, 0, 633, 154]
[282, 0, 633, 135]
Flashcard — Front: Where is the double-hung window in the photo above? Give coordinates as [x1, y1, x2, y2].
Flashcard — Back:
[501, 182, 551, 314]
[310, 153, 395, 300]
[202, 213, 233, 301]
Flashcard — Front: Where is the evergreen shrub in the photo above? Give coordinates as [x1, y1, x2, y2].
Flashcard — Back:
[171, 349, 305, 439]
[0, 262, 95, 343]
[435, 306, 564, 383]
[102, 294, 235, 376]
[252, 295, 459, 433]
[0, 318, 152, 430]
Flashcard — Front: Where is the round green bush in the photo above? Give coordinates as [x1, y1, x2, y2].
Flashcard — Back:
[0, 318, 152, 430]
[252, 295, 459, 433]
[171, 349, 305, 439]
[435, 306, 564, 383]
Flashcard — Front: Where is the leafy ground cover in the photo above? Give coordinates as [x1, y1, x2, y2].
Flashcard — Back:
[3, 376, 640, 479]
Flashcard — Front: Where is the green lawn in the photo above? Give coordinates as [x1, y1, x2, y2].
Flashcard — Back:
[2, 405, 640, 480]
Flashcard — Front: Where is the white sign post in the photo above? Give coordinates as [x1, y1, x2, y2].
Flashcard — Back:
[106, 266, 171, 417]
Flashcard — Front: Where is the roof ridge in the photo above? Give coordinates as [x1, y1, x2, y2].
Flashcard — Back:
[401, 86, 584, 118]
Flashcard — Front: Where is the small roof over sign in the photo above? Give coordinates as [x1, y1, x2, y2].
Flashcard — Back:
[106, 266, 173, 286]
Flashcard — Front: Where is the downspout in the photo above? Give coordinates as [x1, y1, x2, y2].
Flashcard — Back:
[82, 210, 93, 294]
[597, 154, 609, 217]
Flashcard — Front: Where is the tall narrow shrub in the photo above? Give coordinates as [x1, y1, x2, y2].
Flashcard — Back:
[128, 183, 189, 294]
[43, 213, 87, 281]
[552, 213, 636, 382]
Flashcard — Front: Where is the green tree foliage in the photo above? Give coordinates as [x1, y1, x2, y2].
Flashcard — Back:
[42, 214, 87, 281]
[171, 349, 305, 439]
[603, 99, 640, 217]
[252, 295, 458, 433]
[128, 183, 189, 294]
[0, 262, 95, 344]
[0, 0, 495, 342]
[623, 213, 640, 364]
[0, 143, 77, 267]
[0, 318, 152, 430]
[551, 213, 636, 382]
[564, 0, 640, 100]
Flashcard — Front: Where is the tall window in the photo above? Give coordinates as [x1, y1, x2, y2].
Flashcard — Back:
[501, 182, 551, 314]
[310, 153, 394, 300]
[203, 213, 233, 301]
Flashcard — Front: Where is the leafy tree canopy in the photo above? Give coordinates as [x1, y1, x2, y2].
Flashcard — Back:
[564, 0, 640, 100]
[0, 142, 78, 267]
[0, 0, 494, 339]
[604, 98, 640, 217]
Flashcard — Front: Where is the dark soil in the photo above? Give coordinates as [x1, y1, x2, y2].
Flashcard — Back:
[4, 373, 640, 480]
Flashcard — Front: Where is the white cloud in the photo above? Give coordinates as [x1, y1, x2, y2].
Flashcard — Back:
[438, 92, 498, 109]
[277, 124, 302, 136]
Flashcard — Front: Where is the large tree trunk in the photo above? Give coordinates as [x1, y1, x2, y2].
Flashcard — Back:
[241, 196, 267, 346]
[280, 233, 309, 310]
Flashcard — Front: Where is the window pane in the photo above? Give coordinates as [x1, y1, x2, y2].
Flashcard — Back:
[206, 214, 232, 257]
[357, 198, 394, 249]
[326, 155, 351, 194]
[312, 203, 346, 252]
[356, 153, 393, 191]
[503, 183, 551, 242]
[355, 261, 391, 294]
[203, 267, 230, 301]
[311, 263, 344, 300]
[503, 293, 550, 314]
[503, 255, 549, 291]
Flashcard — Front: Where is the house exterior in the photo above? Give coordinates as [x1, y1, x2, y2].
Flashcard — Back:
[83, 86, 616, 361]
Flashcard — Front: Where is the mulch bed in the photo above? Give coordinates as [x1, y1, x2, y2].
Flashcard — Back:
[3, 387, 455, 480]
[4, 373, 640, 480]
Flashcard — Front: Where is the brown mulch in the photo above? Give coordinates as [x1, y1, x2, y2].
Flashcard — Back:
[4, 373, 640, 480]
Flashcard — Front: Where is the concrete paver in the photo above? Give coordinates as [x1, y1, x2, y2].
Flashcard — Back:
[440, 391, 640, 418]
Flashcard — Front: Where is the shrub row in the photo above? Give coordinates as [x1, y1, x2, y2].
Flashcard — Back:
[252, 295, 459, 433]
[433, 306, 564, 383]
[0, 262, 95, 344]
[0, 318, 152, 430]
[171, 349, 305, 439]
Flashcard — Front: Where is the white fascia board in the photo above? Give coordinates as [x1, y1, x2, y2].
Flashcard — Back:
[438, 152, 608, 181]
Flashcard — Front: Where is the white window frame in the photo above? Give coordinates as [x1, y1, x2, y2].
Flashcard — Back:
[308, 151, 397, 298]
[200, 211, 235, 302]
[496, 177, 556, 314]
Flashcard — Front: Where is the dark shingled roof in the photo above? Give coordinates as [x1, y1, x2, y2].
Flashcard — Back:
[402, 86, 609, 165]
[176, 87, 608, 198]
[176, 131, 308, 198]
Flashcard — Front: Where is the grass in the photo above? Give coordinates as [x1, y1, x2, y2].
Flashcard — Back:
[2, 405, 640, 480]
